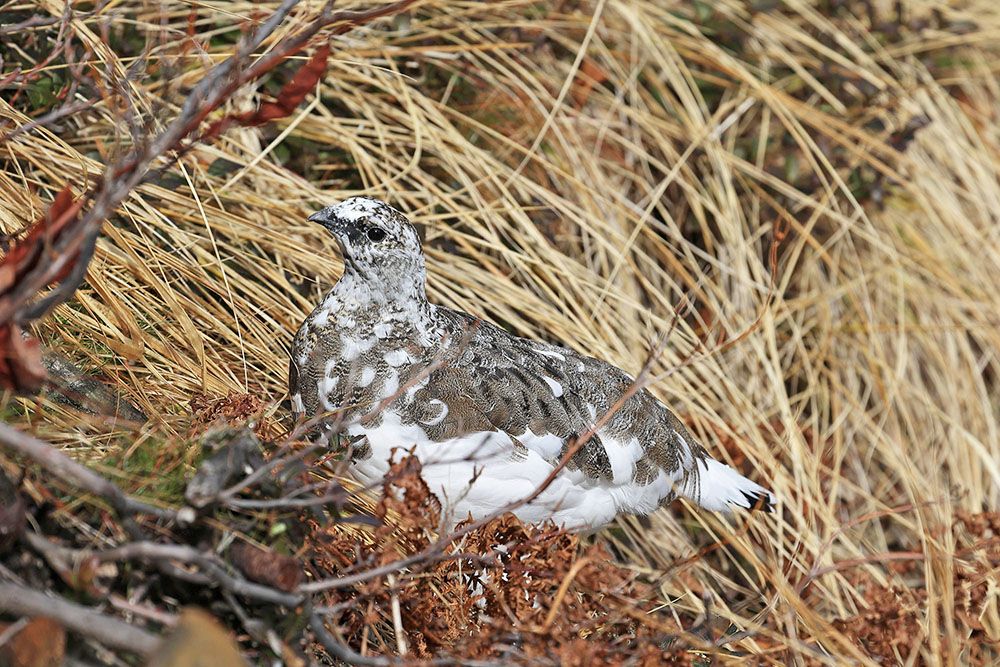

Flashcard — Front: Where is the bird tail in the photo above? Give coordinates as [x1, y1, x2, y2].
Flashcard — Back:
[678, 457, 775, 513]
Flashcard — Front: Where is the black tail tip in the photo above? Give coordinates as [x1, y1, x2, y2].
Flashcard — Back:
[742, 490, 775, 513]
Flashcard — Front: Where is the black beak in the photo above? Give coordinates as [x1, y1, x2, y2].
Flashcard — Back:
[308, 207, 347, 235]
[306, 210, 326, 224]
[309, 207, 367, 248]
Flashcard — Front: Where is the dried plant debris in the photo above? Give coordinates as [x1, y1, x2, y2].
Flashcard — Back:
[230, 540, 303, 593]
[188, 393, 270, 437]
[0, 616, 67, 667]
[310, 456, 699, 664]
[832, 512, 1000, 666]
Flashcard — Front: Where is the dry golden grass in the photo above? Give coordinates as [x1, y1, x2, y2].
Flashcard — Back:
[3, 0, 1000, 663]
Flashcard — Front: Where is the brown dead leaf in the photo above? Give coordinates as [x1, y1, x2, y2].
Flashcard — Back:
[0, 186, 85, 295]
[573, 58, 609, 108]
[146, 608, 247, 667]
[203, 44, 331, 140]
[0, 617, 66, 667]
[0, 323, 47, 393]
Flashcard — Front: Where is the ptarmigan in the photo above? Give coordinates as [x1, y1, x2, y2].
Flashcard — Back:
[289, 197, 775, 530]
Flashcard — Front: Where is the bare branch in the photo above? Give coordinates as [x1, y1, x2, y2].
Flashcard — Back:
[93, 542, 302, 608]
[0, 582, 160, 657]
[0, 422, 145, 538]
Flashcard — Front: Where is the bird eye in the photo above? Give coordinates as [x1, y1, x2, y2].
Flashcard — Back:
[366, 227, 387, 242]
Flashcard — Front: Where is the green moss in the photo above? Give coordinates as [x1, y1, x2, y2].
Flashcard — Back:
[101, 434, 205, 505]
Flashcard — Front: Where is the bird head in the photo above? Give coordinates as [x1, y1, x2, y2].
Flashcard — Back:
[308, 197, 425, 285]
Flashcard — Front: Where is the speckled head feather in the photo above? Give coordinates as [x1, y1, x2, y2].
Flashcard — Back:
[291, 197, 776, 531]
[308, 196, 426, 297]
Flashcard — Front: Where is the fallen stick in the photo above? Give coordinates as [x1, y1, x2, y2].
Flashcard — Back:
[0, 582, 161, 657]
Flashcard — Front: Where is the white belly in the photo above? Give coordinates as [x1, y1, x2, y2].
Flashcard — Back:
[344, 411, 676, 531]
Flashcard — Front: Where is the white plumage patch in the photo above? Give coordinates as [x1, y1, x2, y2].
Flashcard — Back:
[347, 413, 621, 530]
[384, 349, 413, 367]
[601, 435, 643, 485]
[318, 377, 339, 411]
[513, 429, 564, 461]
[312, 307, 330, 326]
[358, 366, 376, 387]
[676, 458, 775, 512]
[320, 197, 381, 223]
[541, 375, 563, 397]
[380, 370, 400, 399]
[339, 335, 373, 361]
[534, 347, 566, 361]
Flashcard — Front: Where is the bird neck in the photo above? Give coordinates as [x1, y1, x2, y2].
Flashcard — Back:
[328, 264, 438, 337]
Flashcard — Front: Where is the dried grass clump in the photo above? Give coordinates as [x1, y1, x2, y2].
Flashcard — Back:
[2, 0, 1000, 663]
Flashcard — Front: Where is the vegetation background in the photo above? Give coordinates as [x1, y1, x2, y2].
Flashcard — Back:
[1, 0, 999, 664]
